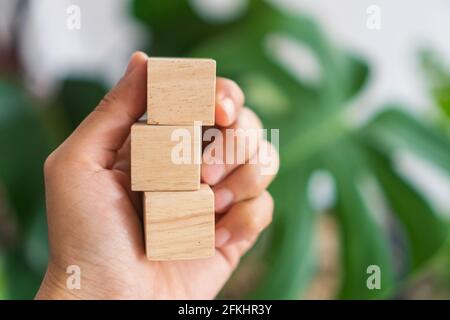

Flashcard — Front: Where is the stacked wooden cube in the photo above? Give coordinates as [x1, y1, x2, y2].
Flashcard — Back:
[131, 58, 216, 260]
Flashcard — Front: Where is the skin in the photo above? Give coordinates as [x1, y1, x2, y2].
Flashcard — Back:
[36, 52, 279, 299]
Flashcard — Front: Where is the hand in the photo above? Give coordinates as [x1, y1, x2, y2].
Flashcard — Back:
[36, 52, 279, 299]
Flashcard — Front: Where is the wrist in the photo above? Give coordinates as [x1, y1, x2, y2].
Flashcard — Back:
[35, 260, 143, 300]
[35, 264, 81, 300]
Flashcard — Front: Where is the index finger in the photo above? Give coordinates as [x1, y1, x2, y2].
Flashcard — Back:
[215, 78, 245, 127]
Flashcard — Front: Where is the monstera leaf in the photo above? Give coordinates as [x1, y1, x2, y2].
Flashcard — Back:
[0, 78, 51, 298]
[134, 0, 450, 298]
[421, 50, 450, 120]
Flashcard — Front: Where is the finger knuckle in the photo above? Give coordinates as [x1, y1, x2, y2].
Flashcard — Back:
[252, 170, 267, 195]
[245, 211, 262, 235]
[232, 166, 263, 198]
[244, 194, 273, 234]
[262, 191, 274, 224]
[263, 191, 274, 209]
[43, 151, 58, 175]
[98, 91, 120, 111]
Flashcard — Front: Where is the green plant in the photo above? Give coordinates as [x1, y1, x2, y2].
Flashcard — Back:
[0, 0, 449, 299]
[411, 49, 450, 299]
[421, 50, 450, 121]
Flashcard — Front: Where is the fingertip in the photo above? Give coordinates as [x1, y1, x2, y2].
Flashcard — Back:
[133, 51, 149, 65]
[215, 97, 236, 127]
[215, 78, 245, 127]
[125, 51, 148, 75]
[201, 163, 225, 186]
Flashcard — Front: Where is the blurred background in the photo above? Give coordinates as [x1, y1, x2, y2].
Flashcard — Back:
[1, 0, 450, 299]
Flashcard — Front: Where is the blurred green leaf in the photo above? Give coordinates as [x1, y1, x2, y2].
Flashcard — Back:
[0, 79, 49, 236]
[3, 250, 41, 299]
[132, 0, 253, 55]
[0, 254, 6, 300]
[58, 77, 107, 130]
[420, 50, 450, 119]
[365, 108, 450, 173]
[366, 147, 449, 270]
[251, 167, 316, 299]
[0, 79, 51, 299]
[327, 143, 395, 299]
[24, 206, 49, 275]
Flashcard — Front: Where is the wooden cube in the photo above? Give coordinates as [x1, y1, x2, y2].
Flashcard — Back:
[144, 184, 215, 260]
[147, 57, 216, 126]
[131, 123, 201, 191]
